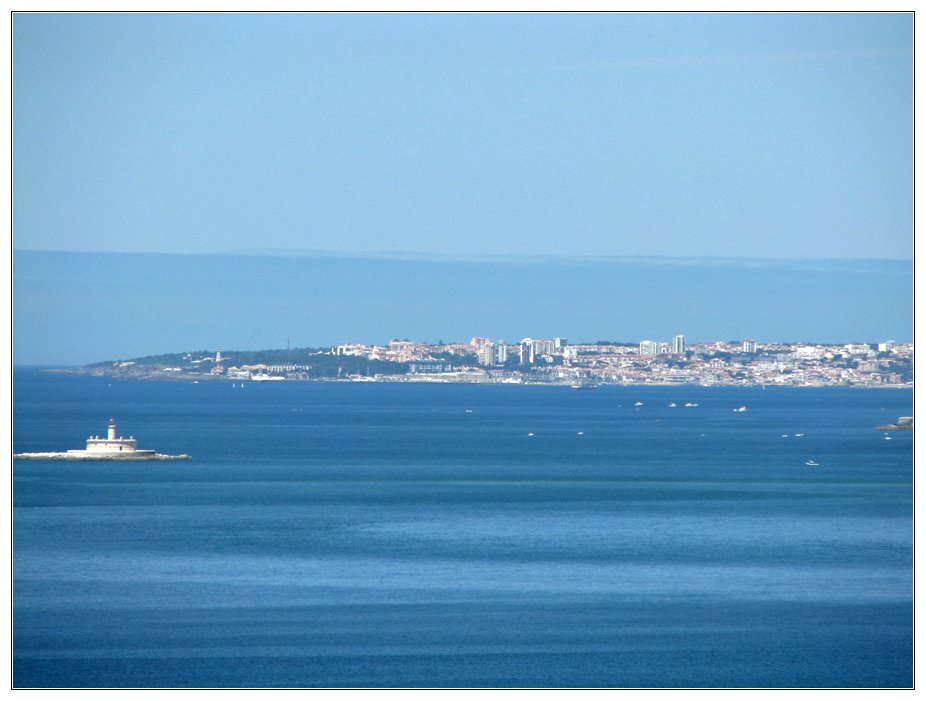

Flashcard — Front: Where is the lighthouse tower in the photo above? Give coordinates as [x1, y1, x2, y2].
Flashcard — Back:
[79, 418, 145, 455]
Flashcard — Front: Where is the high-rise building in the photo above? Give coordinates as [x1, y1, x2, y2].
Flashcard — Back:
[672, 335, 685, 355]
[533, 339, 556, 356]
[520, 339, 535, 364]
[477, 343, 496, 366]
[742, 338, 758, 354]
[639, 340, 658, 356]
[494, 342, 508, 364]
[878, 340, 896, 353]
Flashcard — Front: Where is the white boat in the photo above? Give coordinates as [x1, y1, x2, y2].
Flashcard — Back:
[734, 406, 747, 412]
[684, 402, 699, 407]
[668, 402, 676, 408]
[795, 433, 804, 437]
[634, 401, 643, 406]
[805, 460, 820, 466]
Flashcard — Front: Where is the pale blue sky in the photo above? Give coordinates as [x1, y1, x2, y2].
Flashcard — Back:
[12, 13, 914, 364]
[13, 251, 913, 365]
[14, 12, 912, 260]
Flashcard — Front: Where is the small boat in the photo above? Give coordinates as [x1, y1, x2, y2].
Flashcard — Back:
[527, 433, 534, 437]
[634, 401, 643, 407]
[733, 406, 747, 413]
[805, 460, 820, 466]
[684, 402, 699, 407]
[668, 402, 676, 408]
[571, 383, 598, 390]
[782, 434, 789, 438]
[577, 432, 584, 435]
[795, 433, 804, 437]
[885, 436, 892, 440]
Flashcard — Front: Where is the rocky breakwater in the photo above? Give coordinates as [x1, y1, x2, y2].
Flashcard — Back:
[874, 416, 913, 430]
[14, 451, 191, 461]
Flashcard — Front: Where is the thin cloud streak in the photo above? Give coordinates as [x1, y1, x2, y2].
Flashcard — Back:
[230, 248, 911, 274]
[12, 247, 911, 276]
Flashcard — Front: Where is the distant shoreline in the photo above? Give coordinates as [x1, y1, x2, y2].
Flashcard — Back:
[22, 367, 912, 390]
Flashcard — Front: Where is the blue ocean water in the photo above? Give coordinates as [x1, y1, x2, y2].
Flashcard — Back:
[13, 369, 913, 688]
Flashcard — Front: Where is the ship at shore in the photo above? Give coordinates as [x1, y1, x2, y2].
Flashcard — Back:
[13, 418, 190, 461]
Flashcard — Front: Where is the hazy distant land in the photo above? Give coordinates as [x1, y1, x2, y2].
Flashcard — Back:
[42, 337, 913, 388]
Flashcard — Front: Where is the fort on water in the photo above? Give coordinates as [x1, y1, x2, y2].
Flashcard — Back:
[13, 418, 190, 461]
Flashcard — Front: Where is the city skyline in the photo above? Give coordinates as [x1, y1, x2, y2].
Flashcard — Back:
[13, 250, 913, 366]
[51, 334, 914, 389]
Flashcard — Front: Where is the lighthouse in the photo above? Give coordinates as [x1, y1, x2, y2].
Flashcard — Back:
[79, 418, 148, 455]
[14, 417, 190, 461]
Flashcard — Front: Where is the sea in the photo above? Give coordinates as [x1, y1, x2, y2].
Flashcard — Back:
[12, 368, 914, 688]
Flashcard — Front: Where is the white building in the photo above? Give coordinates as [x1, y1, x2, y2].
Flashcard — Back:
[67, 418, 156, 457]
[494, 341, 508, 364]
[477, 343, 496, 366]
[520, 339, 535, 364]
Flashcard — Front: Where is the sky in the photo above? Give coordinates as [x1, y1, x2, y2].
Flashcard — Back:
[14, 12, 912, 260]
[11, 13, 914, 364]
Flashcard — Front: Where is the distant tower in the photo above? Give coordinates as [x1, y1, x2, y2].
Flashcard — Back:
[520, 339, 535, 364]
[108, 418, 117, 440]
[215, 350, 223, 362]
[742, 338, 757, 354]
[672, 334, 686, 355]
[495, 341, 508, 364]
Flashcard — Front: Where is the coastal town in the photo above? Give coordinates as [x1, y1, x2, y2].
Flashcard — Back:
[57, 335, 913, 387]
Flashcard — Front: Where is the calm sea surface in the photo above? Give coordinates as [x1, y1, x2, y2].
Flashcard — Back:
[13, 369, 913, 688]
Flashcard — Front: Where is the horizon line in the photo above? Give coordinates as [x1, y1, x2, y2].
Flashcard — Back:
[12, 248, 915, 268]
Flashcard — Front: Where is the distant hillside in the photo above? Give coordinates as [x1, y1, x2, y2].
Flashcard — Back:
[70, 346, 479, 381]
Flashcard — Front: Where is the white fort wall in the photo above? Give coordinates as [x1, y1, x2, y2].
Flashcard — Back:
[66, 419, 154, 456]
